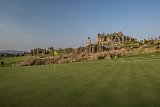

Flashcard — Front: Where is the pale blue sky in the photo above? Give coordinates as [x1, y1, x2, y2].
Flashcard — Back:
[0, 0, 160, 51]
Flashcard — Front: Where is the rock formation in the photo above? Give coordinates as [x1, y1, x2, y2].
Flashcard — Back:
[16, 32, 160, 66]
[86, 37, 91, 46]
[97, 32, 136, 47]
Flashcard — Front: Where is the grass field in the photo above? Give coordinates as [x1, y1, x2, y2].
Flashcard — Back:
[0, 56, 25, 67]
[0, 54, 160, 107]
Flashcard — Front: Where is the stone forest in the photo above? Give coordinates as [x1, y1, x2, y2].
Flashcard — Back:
[16, 32, 160, 66]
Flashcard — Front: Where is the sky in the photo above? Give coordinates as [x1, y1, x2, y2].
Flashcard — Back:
[0, 0, 160, 51]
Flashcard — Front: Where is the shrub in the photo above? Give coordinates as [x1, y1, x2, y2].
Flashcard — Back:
[1, 61, 4, 66]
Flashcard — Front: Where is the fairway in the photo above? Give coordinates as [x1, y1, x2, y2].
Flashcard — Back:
[0, 54, 160, 107]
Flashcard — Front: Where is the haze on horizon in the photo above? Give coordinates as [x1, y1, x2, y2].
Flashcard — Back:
[0, 0, 160, 51]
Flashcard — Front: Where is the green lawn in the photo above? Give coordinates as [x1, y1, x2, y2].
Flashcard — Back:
[0, 54, 160, 107]
[0, 56, 25, 67]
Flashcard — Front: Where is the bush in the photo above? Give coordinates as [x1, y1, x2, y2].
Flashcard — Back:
[156, 42, 160, 45]
[1, 61, 4, 66]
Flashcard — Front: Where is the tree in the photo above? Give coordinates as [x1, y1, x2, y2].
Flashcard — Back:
[30, 49, 34, 55]
[144, 39, 148, 44]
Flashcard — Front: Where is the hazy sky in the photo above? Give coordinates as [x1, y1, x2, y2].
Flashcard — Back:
[0, 0, 160, 51]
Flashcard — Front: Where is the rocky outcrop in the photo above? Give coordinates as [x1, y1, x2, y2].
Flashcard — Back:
[16, 32, 160, 66]
[97, 32, 137, 47]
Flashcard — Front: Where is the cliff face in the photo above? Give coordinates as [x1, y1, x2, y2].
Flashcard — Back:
[97, 32, 136, 46]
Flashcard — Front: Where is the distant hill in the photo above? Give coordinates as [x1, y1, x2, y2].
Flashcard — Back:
[0, 50, 25, 55]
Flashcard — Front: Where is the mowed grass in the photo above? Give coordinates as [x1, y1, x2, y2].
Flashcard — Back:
[0, 54, 160, 107]
[0, 56, 25, 67]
